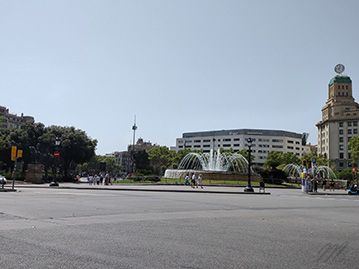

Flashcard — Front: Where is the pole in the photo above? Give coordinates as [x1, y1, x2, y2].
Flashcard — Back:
[12, 157, 17, 190]
[244, 138, 254, 192]
[132, 115, 137, 173]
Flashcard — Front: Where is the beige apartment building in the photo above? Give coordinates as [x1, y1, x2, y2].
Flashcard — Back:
[0, 105, 34, 129]
[317, 65, 359, 170]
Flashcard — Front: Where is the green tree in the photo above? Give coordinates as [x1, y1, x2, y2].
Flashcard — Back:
[133, 150, 150, 171]
[0, 128, 10, 171]
[147, 146, 175, 175]
[349, 136, 359, 167]
[282, 152, 300, 165]
[264, 151, 283, 170]
[336, 168, 353, 180]
[0, 121, 97, 180]
[45, 125, 97, 179]
[172, 148, 193, 168]
[237, 149, 255, 162]
[301, 152, 329, 167]
[6, 121, 46, 173]
[261, 151, 288, 179]
[78, 155, 121, 175]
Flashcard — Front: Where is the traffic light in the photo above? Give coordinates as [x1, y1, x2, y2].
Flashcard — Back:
[11, 146, 17, 161]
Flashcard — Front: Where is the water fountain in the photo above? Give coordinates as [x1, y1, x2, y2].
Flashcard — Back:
[283, 163, 302, 178]
[283, 163, 336, 179]
[164, 149, 260, 181]
[314, 166, 336, 179]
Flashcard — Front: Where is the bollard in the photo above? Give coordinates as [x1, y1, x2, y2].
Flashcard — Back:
[259, 181, 265, 193]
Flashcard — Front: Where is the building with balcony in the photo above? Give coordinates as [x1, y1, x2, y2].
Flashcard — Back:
[0, 105, 34, 129]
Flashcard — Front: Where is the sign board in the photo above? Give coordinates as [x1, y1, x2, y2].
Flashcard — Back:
[17, 150, 23, 158]
[312, 157, 316, 164]
[54, 151, 60, 158]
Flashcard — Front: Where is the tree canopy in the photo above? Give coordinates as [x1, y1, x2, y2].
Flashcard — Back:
[301, 152, 329, 167]
[147, 146, 176, 175]
[77, 155, 121, 176]
[0, 121, 97, 180]
[349, 136, 359, 166]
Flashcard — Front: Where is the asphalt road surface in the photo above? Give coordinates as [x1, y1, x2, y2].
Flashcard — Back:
[1, 187, 358, 269]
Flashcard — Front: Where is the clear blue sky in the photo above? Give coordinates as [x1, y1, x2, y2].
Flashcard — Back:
[1, 0, 359, 155]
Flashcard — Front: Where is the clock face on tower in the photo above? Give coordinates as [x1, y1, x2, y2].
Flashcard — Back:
[334, 64, 345, 74]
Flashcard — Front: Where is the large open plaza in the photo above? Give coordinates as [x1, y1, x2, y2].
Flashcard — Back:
[0, 185, 358, 268]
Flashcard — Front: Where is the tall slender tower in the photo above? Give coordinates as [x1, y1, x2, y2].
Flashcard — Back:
[317, 64, 359, 170]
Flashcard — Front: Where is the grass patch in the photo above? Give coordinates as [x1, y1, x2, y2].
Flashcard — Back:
[160, 178, 263, 186]
[112, 178, 290, 187]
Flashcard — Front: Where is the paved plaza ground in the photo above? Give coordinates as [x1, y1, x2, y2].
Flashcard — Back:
[0, 183, 358, 268]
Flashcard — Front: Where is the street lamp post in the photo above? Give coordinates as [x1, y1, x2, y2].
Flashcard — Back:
[132, 116, 137, 173]
[50, 137, 61, 186]
[244, 138, 254, 192]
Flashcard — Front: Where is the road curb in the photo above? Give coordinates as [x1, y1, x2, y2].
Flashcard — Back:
[6, 184, 271, 195]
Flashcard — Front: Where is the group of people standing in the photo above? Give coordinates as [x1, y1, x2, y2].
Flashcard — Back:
[310, 178, 335, 192]
[184, 173, 203, 189]
[320, 178, 336, 191]
[87, 173, 113, 186]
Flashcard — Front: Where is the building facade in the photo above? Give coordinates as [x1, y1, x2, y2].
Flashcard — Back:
[107, 138, 159, 176]
[316, 65, 359, 170]
[175, 129, 311, 165]
[127, 138, 158, 152]
[0, 105, 34, 129]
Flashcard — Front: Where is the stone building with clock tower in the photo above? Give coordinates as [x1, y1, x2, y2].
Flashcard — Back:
[317, 64, 359, 170]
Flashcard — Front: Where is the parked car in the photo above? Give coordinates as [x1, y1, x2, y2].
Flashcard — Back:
[0, 175, 7, 185]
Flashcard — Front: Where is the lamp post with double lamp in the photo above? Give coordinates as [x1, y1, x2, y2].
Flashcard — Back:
[132, 117, 137, 174]
[244, 137, 254, 192]
[50, 137, 61, 187]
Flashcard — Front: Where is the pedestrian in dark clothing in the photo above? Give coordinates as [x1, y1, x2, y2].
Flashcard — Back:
[313, 179, 318, 192]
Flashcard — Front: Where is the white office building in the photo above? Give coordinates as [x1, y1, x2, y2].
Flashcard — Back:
[175, 129, 311, 165]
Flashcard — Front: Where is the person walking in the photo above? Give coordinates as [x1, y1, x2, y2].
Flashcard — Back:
[184, 174, 190, 186]
[322, 178, 327, 191]
[329, 179, 335, 191]
[197, 174, 203, 189]
[191, 173, 196, 188]
[346, 179, 351, 190]
[88, 174, 93, 186]
[313, 179, 318, 193]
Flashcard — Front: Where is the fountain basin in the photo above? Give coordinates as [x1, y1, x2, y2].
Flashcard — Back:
[164, 169, 261, 182]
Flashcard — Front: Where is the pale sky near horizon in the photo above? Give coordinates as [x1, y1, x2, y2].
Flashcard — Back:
[1, 0, 359, 155]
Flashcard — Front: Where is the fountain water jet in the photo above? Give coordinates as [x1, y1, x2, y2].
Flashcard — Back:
[283, 163, 302, 178]
[164, 149, 259, 182]
[314, 166, 336, 179]
[178, 149, 249, 172]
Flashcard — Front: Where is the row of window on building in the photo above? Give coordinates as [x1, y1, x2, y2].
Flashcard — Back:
[339, 129, 358, 135]
[179, 138, 299, 144]
[339, 121, 358, 127]
[179, 144, 302, 152]
[338, 85, 349, 90]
